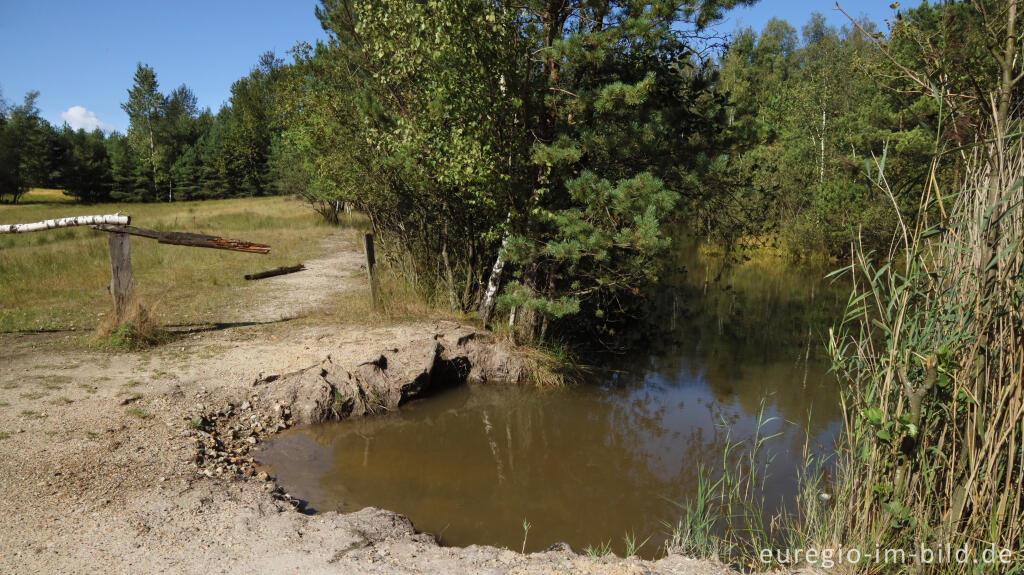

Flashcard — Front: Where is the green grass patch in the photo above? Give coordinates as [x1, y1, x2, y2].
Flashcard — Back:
[19, 392, 46, 400]
[583, 541, 612, 558]
[125, 407, 150, 420]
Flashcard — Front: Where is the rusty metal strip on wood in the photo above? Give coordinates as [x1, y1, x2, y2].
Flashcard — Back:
[90, 224, 270, 254]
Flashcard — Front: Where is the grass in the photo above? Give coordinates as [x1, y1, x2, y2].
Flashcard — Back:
[663, 400, 783, 569]
[583, 541, 613, 558]
[99, 307, 169, 350]
[820, 131, 1024, 572]
[117, 392, 143, 403]
[125, 407, 150, 420]
[320, 263, 459, 328]
[0, 431, 10, 440]
[0, 191, 339, 333]
[622, 531, 651, 558]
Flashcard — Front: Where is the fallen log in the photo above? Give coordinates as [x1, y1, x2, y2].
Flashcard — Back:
[245, 264, 306, 280]
[1, 214, 130, 234]
[90, 224, 270, 254]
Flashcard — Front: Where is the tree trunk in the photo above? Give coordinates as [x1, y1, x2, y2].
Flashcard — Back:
[90, 224, 270, 253]
[820, 108, 826, 184]
[477, 233, 509, 324]
[517, 263, 540, 342]
[1, 214, 130, 234]
[442, 241, 458, 312]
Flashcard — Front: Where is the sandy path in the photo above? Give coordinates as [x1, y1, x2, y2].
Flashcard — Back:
[236, 233, 365, 324]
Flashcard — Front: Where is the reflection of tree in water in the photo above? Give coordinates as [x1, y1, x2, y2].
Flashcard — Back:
[600, 236, 846, 438]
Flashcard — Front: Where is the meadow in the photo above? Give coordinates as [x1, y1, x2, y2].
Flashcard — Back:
[0, 190, 342, 333]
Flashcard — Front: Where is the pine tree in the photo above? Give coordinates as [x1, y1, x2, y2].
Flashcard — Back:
[121, 64, 165, 201]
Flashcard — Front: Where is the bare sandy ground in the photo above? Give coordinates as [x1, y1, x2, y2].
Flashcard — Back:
[0, 234, 743, 574]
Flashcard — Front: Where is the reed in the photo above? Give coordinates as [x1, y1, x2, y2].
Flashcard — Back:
[825, 127, 1024, 572]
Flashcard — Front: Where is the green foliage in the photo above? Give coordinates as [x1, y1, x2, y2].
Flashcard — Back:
[284, 0, 741, 342]
[0, 91, 54, 204]
[716, 14, 938, 255]
[61, 127, 113, 203]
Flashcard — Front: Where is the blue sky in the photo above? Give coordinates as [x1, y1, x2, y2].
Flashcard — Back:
[0, 1, 896, 133]
[0, 0, 327, 132]
[726, 1, 897, 36]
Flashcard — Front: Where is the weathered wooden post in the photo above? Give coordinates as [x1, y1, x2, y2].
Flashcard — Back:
[108, 232, 133, 323]
[363, 233, 378, 310]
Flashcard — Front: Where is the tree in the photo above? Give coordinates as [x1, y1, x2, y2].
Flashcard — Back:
[61, 127, 113, 203]
[292, 0, 754, 343]
[0, 91, 52, 203]
[121, 63, 166, 201]
[715, 14, 937, 255]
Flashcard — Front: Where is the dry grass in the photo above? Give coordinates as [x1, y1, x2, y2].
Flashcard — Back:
[319, 263, 466, 328]
[0, 192, 338, 333]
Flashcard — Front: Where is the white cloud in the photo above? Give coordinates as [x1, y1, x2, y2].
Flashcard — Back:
[60, 106, 117, 133]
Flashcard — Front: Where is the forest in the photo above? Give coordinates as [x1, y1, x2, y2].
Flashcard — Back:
[0, 2, 972, 336]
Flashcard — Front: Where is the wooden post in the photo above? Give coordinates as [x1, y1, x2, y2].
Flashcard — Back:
[363, 233, 378, 310]
[108, 232, 133, 323]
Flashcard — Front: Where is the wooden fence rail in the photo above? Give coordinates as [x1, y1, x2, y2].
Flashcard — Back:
[0, 214, 130, 234]
[1, 213, 271, 326]
[90, 224, 271, 254]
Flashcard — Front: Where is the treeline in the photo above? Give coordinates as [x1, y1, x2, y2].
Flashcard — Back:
[0, 54, 286, 204]
[3, 0, 1013, 344]
[268, 0, 964, 342]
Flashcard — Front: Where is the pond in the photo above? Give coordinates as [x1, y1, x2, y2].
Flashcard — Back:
[256, 242, 847, 558]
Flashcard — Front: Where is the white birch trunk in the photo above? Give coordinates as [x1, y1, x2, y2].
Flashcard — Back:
[477, 233, 510, 323]
[820, 109, 826, 184]
[0, 214, 130, 234]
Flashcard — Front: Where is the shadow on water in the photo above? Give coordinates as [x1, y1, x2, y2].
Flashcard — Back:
[256, 236, 849, 558]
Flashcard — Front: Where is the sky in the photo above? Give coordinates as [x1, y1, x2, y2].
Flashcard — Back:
[0, 0, 327, 132]
[0, 1, 897, 134]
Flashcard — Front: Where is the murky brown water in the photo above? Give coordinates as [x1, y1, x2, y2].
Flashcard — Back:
[257, 247, 845, 557]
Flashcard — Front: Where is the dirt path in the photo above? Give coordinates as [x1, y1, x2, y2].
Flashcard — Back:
[236, 233, 365, 324]
[0, 234, 742, 575]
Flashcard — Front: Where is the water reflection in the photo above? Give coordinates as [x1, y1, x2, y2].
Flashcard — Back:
[257, 243, 845, 557]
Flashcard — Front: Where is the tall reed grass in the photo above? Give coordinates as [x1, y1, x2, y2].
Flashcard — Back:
[824, 130, 1024, 572]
